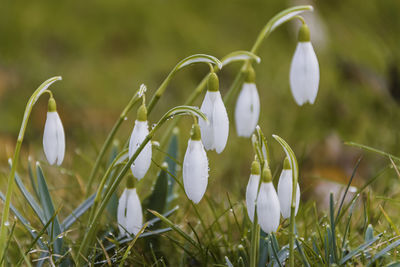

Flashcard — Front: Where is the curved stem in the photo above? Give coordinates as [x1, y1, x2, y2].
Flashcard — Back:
[0, 76, 62, 260]
[85, 93, 140, 196]
[223, 5, 313, 107]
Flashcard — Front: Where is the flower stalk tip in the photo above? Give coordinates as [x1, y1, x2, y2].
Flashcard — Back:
[298, 23, 310, 42]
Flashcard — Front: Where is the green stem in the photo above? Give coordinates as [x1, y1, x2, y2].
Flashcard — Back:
[85, 94, 140, 196]
[0, 76, 62, 262]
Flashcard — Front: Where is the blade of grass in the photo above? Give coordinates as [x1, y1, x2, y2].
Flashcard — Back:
[62, 193, 95, 231]
[118, 223, 149, 267]
[368, 238, 400, 266]
[335, 156, 362, 224]
[148, 210, 202, 251]
[379, 205, 400, 236]
[339, 235, 381, 264]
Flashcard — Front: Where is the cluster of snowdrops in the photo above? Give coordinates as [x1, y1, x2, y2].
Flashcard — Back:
[0, 5, 320, 266]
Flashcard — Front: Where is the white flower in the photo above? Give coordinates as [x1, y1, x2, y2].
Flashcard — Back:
[43, 111, 65, 166]
[183, 124, 209, 204]
[235, 83, 260, 137]
[257, 182, 281, 234]
[117, 188, 143, 236]
[277, 159, 300, 219]
[129, 120, 152, 180]
[246, 173, 260, 222]
[198, 73, 229, 154]
[289, 24, 320, 106]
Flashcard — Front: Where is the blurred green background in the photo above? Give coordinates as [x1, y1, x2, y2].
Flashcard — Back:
[1, 0, 400, 205]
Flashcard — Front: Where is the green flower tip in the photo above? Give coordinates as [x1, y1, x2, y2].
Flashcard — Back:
[191, 123, 201, 141]
[283, 157, 291, 170]
[126, 176, 135, 189]
[137, 104, 147, 121]
[251, 160, 261, 175]
[298, 23, 310, 42]
[261, 166, 272, 183]
[207, 72, 219, 92]
[245, 65, 256, 83]
[48, 97, 57, 112]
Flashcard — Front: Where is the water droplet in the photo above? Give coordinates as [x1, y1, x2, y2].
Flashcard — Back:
[4, 221, 10, 226]
[124, 117, 128, 121]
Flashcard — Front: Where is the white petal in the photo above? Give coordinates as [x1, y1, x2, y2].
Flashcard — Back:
[277, 169, 300, 219]
[117, 189, 128, 236]
[212, 92, 229, 153]
[257, 182, 281, 234]
[289, 42, 320, 106]
[245, 174, 260, 222]
[129, 120, 152, 180]
[199, 91, 216, 150]
[55, 113, 65, 166]
[235, 83, 260, 137]
[125, 188, 143, 236]
[43, 112, 58, 165]
[183, 140, 209, 203]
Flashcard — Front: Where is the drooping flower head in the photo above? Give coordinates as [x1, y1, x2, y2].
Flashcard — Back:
[183, 123, 209, 204]
[277, 157, 300, 219]
[235, 66, 260, 137]
[129, 103, 152, 180]
[289, 23, 320, 106]
[257, 165, 281, 234]
[245, 159, 261, 222]
[43, 97, 65, 166]
[198, 72, 229, 153]
[117, 176, 143, 236]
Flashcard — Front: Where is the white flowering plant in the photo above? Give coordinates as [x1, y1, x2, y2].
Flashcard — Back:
[1, 4, 400, 267]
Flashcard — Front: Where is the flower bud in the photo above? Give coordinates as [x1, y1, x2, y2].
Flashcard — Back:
[290, 23, 320, 106]
[235, 67, 260, 137]
[246, 160, 260, 222]
[129, 104, 152, 180]
[198, 73, 229, 153]
[256, 181, 280, 234]
[277, 157, 300, 219]
[43, 97, 65, 166]
[183, 124, 209, 204]
[117, 179, 143, 236]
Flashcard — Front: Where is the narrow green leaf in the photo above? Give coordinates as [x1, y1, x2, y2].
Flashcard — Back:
[295, 239, 311, 267]
[13, 170, 46, 225]
[365, 225, 374, 242]
[28, 157, 40, 200]
[166, 129, 179, 207]
[144, 164, 169, 221]
[368, 239, 400, 266]
[36, 163, 63, 256]
[118, 223, 148, 267]
[340, 235, 381, 264]
[345, 142, 400, 161]
[62, 193, 95, 231]
[329, 193, 338, 263]
[0, 191, 46, 250]
[148, 209, 202, 251]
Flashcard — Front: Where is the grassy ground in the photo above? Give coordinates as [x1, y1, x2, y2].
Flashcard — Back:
[1, 0, 400, 265]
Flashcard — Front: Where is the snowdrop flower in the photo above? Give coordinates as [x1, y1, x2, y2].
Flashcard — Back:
[245, 160, 261, 222]
[129, 104, 152, 180]
[183, 124, 209, 203]
[198, 73, 229, 153]
[257, 167, 281, 234]
[117, 177, 143, 236]
[277, 157, 300, 219]
[43, 97, 65, 166]
[235, 67, 260, 137]
[289, 23, 320, 106]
